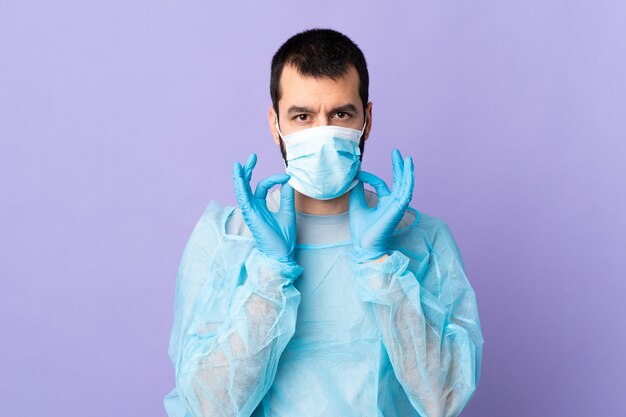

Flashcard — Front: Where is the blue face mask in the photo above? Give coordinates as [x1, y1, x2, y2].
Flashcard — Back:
[276, 119, 367, 200]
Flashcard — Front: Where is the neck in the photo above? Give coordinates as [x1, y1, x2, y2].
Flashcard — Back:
[294, 190, 350, 215]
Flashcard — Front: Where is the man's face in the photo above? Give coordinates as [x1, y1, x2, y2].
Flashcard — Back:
[268, 63, 372, 160]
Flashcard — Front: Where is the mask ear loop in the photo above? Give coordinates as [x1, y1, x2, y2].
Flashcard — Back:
[275, 118, 289, 168]
[275, 118, 285, 140]
[359, 114, 368, 137]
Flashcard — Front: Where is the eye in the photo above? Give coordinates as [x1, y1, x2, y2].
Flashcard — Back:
[295, 114, 309, 121]
[334, 111, 350, 119]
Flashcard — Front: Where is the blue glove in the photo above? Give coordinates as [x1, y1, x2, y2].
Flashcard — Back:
[233, 153, 297, 265]
[349, 149, 415, 263]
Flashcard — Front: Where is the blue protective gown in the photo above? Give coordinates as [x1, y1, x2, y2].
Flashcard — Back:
[164, 188, 484, 417]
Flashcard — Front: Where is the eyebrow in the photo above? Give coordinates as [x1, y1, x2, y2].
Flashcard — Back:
[286, 103, 359, 115]
[286, 105, 314, 115]
[332, 104, 358, 114]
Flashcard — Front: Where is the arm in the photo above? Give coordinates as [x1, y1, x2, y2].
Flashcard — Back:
[352, 225, 483, 417]
[169, 154, 301, 416]
[176, 248, 301, 417]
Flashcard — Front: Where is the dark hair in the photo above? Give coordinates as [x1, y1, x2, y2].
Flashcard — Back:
[270, 28, 369, 118]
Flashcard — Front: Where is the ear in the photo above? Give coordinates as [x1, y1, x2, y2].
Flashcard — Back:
[268, 106, 280, 145]
[362, 102, 373, 142]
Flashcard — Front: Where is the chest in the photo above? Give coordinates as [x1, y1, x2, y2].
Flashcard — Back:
[289, 247, 380, 346]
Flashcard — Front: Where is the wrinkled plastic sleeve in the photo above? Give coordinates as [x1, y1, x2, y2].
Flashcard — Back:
[353, 224, 484, 417]
[165, 204, 302, 417]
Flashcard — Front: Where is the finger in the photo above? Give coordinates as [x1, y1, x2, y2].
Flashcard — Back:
[232, 161, 243, 179]
[279, 181, 295, 215]
[349, 180, 368, 211]
[391, 149, 404, 193]
[396, 155, 410, 198]
[233, 162, 252, 211]
[398, 156, 415, 207]
[233, 159, 253, 196]
[357, 170, 391, 197]
[243, 153, 257, 183]
[254, 173, 290, 200]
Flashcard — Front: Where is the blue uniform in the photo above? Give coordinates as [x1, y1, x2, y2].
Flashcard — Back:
[164, 189, 483, 417]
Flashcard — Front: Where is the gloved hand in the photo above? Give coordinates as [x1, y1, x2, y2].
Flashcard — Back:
[233, 153, 297, 265]
[349, 149, 415, 263]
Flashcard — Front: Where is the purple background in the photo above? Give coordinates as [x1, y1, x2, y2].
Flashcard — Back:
[1, 1, 625, 416]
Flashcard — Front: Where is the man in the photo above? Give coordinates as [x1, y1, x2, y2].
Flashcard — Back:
[164, 28, 483, 417]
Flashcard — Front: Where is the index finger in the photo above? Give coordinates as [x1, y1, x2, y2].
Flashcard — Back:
[254, 173, 291, 200]
[357, 170, 391, 197]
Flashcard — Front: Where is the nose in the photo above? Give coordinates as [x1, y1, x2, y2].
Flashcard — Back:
[313, 116, 331, 128]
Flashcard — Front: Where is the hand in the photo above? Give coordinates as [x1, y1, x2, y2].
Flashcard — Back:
[349, 149, 415, 263]
[233, 153, 297, 265]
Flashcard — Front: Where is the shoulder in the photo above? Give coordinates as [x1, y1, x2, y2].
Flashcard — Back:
[195, 199, 230, 233]
[197, 190, 279, 239]
[391, 204, 464, 266]
[182, 198, 251, 257]
[182, 200, 231, 254]
[363, 189, 439, 232]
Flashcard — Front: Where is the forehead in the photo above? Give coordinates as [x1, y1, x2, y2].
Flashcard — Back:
[278, 64, 360, 108]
